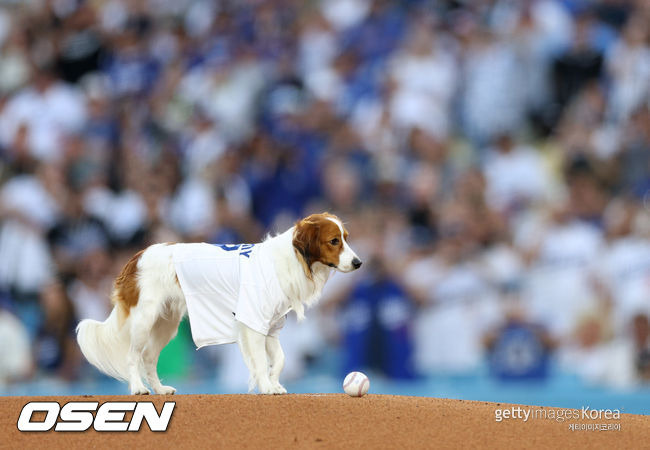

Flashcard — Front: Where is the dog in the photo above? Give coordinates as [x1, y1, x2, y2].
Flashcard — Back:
[76, 213, 362, 395]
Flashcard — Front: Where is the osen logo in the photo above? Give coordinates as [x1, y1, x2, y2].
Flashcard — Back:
[17, 401, 175, 432]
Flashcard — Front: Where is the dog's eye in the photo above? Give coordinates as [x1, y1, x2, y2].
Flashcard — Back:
[330, 238, 340, 246]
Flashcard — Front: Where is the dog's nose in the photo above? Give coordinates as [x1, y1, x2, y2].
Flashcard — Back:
[352, 258, 362, 269]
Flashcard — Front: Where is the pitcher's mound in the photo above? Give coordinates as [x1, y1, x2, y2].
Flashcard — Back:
[2, 394, 648, 447]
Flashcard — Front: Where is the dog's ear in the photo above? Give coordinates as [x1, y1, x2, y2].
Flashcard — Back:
[293, 218, 321, 278]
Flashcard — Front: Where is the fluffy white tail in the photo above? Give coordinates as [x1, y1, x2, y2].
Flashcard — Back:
[76, 308, 131, 381]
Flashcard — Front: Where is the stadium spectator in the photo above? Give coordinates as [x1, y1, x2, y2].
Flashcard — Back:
[0, 63, 87, 163]
[482, 133, 553, 215]
[595, 198, 650, 331]
[404, 202, 501, 374]
[519, 201, 604, 339]
[388, 18, 458, 139]
[34, 280, 81, 381]
[67, 248, 113, 323]
[0, 296, 32, 387]
[485, 306, 554, 381]
[0, 163, 58, 303]
[633, 313, 650, 382]
[552, 11, 604, 121]
[605, 16, 650, 123]
[461, 26, 526, 142]
[339, 255, 416, 379]
[558, 310, 638, 388]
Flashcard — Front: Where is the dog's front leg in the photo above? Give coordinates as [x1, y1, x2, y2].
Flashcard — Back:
[237, 322, 282, 394]
[265, 336, 287, 394]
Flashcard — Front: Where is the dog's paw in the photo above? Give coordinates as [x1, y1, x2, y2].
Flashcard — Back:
[257, 385, 274, 395]
[154, 385, 176, 395]
[272, 383, 287, 394]
[130, 386, 151, 395]
[259, 384, 287, 395]
[257, 380, 283, 395]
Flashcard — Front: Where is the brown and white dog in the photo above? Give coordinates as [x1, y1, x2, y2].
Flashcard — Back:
[76, 213, 361, 395]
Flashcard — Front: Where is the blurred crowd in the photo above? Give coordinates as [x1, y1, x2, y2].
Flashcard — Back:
[1, 0, 650, 391]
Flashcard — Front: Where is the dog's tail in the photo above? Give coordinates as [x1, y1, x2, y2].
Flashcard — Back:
[76, 307, 132, 381]
[77, 249, 144, 381]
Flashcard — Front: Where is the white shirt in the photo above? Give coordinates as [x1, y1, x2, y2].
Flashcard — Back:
[404, 256, 501, 373]
[68, 279, 112, 323]
[524, 221, 603, 337]
[172, 243, 288, 348]
[0, 175, 57, 292]
[389, 46, 458, 138]
[0, 311, 32, 385]
[0, 84, 86, 162]
[167, 178, 215, 236]
[595, 236, 650, 329]
[558, 339, 638, 388]
[484, 146, 551, 211]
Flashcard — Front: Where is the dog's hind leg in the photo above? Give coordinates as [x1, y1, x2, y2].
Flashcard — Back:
[237, 322, 283, 394]
[265, 336, 287, 394]
[127, 305, 158, 395]
[143, 313, 182, 395]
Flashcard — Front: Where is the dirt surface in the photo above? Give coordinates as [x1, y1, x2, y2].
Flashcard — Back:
[1, 394, 648, 449]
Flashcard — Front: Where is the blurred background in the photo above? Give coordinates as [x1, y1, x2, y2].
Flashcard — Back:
[1, 0, 650, 413]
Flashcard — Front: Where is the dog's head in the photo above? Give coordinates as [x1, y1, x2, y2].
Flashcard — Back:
[293, 212, 362, 277]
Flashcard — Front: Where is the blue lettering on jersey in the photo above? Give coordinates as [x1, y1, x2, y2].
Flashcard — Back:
[216, 244, 240, 252]
[239, 244, 254, 258]
[215, 243, 255, 258]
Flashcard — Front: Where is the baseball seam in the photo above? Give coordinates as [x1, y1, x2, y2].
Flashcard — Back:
[358, 377, 368, 397]
[343, 373, 357, 390]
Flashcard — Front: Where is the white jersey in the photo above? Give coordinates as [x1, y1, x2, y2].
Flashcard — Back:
[172, 243, 289, 348]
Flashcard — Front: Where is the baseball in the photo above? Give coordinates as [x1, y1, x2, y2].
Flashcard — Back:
[343, 371, 370, 397]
